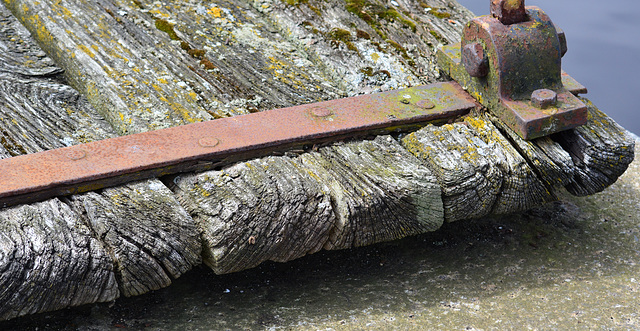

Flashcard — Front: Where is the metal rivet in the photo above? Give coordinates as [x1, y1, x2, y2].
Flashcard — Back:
[199, 137, 220, 148]
[531, 89, 557, 109]
[66, 149, 86, 161]
[416, 99, 435, 109]
[310, 107, 332, 118]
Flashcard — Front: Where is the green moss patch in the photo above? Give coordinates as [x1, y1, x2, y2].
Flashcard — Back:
[356, 29, 370, 39]
[419, 3, 452, 19]
[429, 30, 448, 44]
[187, 48, 206, 59]
[327, 28, 360, 54]
[154, 18, 180, 40]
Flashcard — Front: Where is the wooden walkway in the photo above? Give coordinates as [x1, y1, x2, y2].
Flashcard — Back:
[0, 0, 634, 321]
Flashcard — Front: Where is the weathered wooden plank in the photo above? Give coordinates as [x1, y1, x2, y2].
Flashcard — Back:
[488, 115, 576, 189]
[0, 6, 61, 76]
[0, 199, 119, 321]
[555, 98, 635, 196]
[402, 115, 554, 221]
[0, 2, 201, 318]
[303, 136, 443, 249]
[488, 98, 635, 198]
[2, 0, 342, 134]
[173, 135, 442, 274]
[67, 181, 202, 297]
[172, 154, 337, 275]
[255, 0, 472, 95]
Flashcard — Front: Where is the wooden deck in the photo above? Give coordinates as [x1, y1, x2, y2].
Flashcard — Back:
[0, 0, 634, 321]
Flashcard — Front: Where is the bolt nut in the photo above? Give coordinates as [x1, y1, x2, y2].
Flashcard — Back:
[554, 23, 568, 57]
[531, 89, 557, 109]
[462, 42, 489, 78]
[491, 0, 527, 25]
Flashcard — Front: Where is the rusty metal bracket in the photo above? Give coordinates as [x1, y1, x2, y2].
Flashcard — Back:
[437, 0, 588, 140]
[0, 82, 477, 208]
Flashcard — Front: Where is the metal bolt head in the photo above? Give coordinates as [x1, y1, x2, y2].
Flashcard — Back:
[531, 89, 557, 109]
[66, 149, 87, 161]
[198, 137, 220, 148]
[491, 0, 527, 25]
[462, 42, 489, 78]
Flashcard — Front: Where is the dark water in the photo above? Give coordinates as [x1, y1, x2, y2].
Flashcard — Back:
[456, 0, 640, 135]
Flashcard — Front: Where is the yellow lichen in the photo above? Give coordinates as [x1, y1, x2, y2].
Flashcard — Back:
[207, 7, 222, 17]
[78, 45, 95, 58]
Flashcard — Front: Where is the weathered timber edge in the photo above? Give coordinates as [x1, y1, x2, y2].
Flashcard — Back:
[0, 0, 635, 322]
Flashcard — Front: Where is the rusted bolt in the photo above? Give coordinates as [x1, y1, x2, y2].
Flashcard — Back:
[310, 107, 332, 118]
[198, 137, 220, 148]
[66, 149, 87, 161]
[554, 23, 568, 57]
[416, 99, 435, 109]
[490, 0, 527, 25]
[531, 89, 557, 109]
[462, 42, 489, 78]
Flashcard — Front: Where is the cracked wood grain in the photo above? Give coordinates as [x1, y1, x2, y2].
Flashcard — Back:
[0, 2, 200, 319]
[172, 136, 442, 274]
[402, 115, 554, 222]
[555, 98, 635, 196]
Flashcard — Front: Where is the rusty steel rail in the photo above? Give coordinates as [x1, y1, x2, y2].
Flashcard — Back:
[0, 81, 477, 208]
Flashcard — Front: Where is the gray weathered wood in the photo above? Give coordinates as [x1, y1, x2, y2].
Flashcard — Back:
[402, 115, 554, 221]
[0, 0, 635, 322]
[0, 199, 119, 321]
[0, 2, 201, 319]
[557, 98, 635, 196]
[301, 136, 443, 250]
[0, 6, 60, 76]
[67, 181, 202, 297]
[173, 136, 442, 274]
[487, 114, 576, 189]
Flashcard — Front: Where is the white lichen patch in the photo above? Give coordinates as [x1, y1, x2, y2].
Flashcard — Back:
[147, 180, 167, 192]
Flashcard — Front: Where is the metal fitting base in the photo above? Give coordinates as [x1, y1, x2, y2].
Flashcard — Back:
[438, 42, 587, 140]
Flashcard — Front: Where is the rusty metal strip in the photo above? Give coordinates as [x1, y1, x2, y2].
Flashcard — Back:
[0, 81, 477, 208]
[561, 71, 588, 95]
